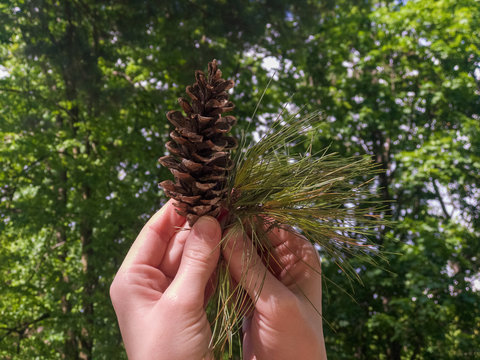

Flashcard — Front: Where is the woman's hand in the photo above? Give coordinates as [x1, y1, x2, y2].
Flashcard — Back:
[110, 199, 326, 359]
[110, 200, 221, 360]
[223, 226, 327, 360]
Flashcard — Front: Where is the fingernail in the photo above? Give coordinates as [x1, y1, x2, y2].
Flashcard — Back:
[192, 216, 220, 241]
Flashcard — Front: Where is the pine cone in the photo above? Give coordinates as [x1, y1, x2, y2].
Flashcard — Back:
[159, 60, 238, 226]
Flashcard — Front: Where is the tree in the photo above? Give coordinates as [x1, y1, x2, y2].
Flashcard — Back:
[266, 0, 480, 358]
[0, 1, 290, 358]
[1, 0, 479, 359]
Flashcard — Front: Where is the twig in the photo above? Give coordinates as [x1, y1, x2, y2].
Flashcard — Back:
[432, 178, 451, 219]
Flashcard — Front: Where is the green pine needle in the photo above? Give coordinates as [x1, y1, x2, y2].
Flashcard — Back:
[208, 111, 388, 357]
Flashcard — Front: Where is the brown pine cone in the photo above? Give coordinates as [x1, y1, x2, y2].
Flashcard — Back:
[159, 60, 237, 226]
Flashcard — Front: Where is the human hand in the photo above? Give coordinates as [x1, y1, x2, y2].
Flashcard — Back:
[110, 200, 221, 360]
[223, 226, 327, 360]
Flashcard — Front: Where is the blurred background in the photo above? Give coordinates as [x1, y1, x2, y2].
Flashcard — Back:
[0, 0, 479, 359]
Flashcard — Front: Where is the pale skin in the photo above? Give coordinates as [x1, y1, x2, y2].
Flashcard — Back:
[110, 199, 327, 359]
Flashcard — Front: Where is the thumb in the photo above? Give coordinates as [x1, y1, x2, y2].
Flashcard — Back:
[165, 216, 221, 308]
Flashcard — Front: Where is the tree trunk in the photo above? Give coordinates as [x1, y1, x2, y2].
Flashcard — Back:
[61, 2, 96, 357]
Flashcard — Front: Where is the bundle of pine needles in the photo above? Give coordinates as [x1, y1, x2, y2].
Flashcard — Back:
[159, 60, 385, 358]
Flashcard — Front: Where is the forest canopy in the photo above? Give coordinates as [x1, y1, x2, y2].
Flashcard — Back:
[0, 0, 479, 359]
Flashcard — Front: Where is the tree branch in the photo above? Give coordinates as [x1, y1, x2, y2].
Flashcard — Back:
[0, 313, 50, 342]
[432, 178, 451, 219]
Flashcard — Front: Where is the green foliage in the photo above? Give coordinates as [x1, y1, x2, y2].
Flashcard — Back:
[1, 0, 479, 359]
[231, 112, 386, 277]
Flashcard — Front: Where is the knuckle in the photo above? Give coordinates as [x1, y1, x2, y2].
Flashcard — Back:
[109, 272, 131, 303]
[163, 291, 197, 312]
[109, 276, 122, 303]
[183, 248, 211, 267]
[302, 247, 322, 273]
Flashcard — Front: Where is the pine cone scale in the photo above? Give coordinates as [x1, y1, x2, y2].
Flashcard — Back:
[181, 159, 203, 172]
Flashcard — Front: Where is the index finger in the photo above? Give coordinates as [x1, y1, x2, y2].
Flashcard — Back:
[119, 199, 186, 272]
[266, 226, 322, 299]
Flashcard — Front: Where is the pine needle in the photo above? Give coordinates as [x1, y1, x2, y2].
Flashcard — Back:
[208, 110, 388, 356]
